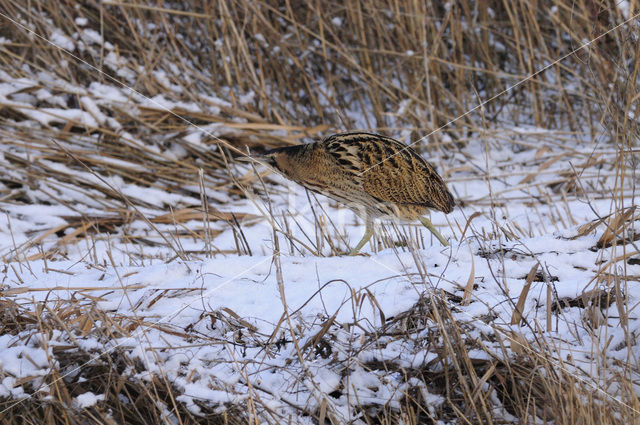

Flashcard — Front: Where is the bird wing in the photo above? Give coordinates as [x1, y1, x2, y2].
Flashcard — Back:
[358, 137, 454, 213]
[323, 132, 454, 213]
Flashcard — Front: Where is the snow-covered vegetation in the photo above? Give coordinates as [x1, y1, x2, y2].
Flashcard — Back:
[0, 1, 639, 424]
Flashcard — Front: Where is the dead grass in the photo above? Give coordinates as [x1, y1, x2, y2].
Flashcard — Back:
[0, 299, 246, 425]
[0, 0, 639, 424]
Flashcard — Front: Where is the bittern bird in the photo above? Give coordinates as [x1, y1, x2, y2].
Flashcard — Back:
[239, 132, 454, 255]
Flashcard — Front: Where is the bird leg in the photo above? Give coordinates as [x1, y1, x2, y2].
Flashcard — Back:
[418, 216, 449, 246]
[349, 221, 373, 255]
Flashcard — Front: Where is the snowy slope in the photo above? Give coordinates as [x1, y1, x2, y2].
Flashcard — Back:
[1, 9, 639, 423]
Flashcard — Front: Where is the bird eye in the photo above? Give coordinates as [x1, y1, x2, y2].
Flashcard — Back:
[267, 156, 285, 174]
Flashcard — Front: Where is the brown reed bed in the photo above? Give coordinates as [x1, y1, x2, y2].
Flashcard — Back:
[0, 0, 638, 423]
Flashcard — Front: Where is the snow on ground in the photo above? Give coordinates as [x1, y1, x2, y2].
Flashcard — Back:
[1, 46, 639, 422]
[1, 156, 639, 422]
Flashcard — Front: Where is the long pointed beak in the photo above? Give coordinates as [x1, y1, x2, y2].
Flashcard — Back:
[236, 154, 268, 164]
[236, 154, 276, 171]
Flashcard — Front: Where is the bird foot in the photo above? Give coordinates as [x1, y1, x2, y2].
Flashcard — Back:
[347, 249, 368, 256]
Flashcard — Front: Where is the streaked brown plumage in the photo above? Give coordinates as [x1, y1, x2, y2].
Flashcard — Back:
[240, 132, 454, 254]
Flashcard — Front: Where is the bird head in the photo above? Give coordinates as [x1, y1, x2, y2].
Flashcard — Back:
[236, 146, 303, 178]
[236, 152, 278, 171]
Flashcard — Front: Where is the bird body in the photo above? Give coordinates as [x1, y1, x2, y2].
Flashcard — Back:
[241, 132, 454, 254]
